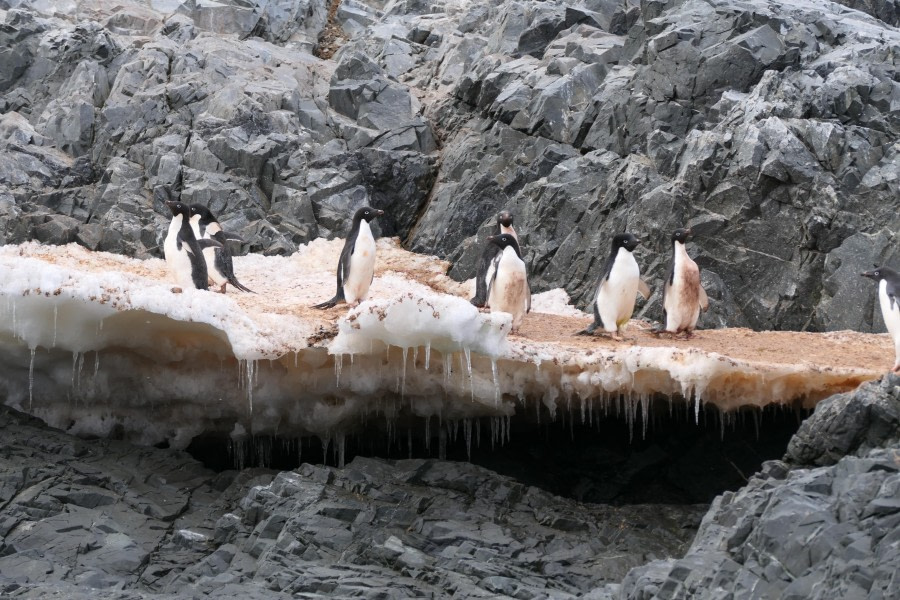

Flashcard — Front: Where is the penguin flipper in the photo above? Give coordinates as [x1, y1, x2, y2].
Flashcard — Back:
[525, 279, 531, 314]
[886, 278, 900, 311]
[470, 242, 497, 307]
[197, 238, 223, 251]
[698, 283, 709, 312]
[638, 279, 651, 300]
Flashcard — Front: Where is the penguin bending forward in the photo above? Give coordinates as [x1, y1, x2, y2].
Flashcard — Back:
[486, 233, 530, 332]
[471, 211, 517, 308]
[188, 204, 254, 293]
[861, 265, 900, 373]
[163, 200, 222, 291]
[578, 232, 650, 340]
[654, 227, 708, 338]
[314, 206, 385, 309]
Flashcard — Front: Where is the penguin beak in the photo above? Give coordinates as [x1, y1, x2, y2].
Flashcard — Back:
[861, 270, 875, 280]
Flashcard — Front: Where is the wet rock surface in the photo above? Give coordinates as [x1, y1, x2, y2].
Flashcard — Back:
[1, 0, 898, 332]
[0, 405, 705, 598]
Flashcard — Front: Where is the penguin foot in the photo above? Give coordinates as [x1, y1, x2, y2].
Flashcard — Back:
[893, 365, 900, 373]
[651, 328, 671, 337]
[217, 283, 227, 294]
[312, 299, 340, 310]
[171, 287, 183, 294]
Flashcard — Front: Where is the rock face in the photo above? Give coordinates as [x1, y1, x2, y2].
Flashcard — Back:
[0, 405, 706, 598]
[607, 373, 900, 599]
[1, 0, 899, 332]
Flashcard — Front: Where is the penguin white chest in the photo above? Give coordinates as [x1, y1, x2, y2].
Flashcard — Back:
[164, 215, 195, 288]
[488, 246, 529, 331]
[596, 249, 640, 331]
[344, 220, 377, 304]
[664, 243, 701, 331]
[879, 280, 900, 368]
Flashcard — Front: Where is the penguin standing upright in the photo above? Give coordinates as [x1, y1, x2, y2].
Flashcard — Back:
[655, 227, 708, 338]
[163, 200, 222, 291]
[578, 232, 650, 339]
[486, 233, 530, 332]
[861, 265, 900, 372]
[313, 206, 385, 309]
[188, 204, 254, 293]
[471, 211, 517, 308]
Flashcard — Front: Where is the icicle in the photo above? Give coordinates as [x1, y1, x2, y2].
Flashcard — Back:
[52, 305, 58, 347]
[412, 346, 418, 368]
[294, 351, 299, 368]
[443, 352, 452, 388]
[463, 348, 473, 400]
[28, 347, 36, 410]
[424, 342, 431, 370]
[491, 358, 500, 406]
[694, 389, 701, 425]
[321, 436, 331, 464]
[93, 352, 100, 379]
[338, 433, 346, 468]
[438, 428, 447, 460]
[641, 394, 650, 440]
[335, 353, 343, 388]
[247, 360, 255, 417]
[401, 347, 408, 397]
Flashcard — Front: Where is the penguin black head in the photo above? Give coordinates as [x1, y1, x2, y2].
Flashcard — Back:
[165, 200, 189, 217]
[498, 211, 514, 228]
[488, 233, 522, 256]
[862, 265, 899, 282]
[671, 228, 693, 244]
[189, 204, 216, 225]
[612, 232, 641, 253]
[354, 206, 384, 223]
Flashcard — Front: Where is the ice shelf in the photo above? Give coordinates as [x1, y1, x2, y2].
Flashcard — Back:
[0, 240, 891, 449]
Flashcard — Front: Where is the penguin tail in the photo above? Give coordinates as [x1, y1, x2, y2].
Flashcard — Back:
[313, 295, 343, 310]
[229, 277, 255, 293]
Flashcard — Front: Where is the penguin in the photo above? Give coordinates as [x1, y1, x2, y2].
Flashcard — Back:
[861, 265, 900, 373]
[654, 227, 709, 338]
[188, 204, 254, 293]
[578, 232, 651, 339]
[313, 206, 385, 309]
[471, 211, 517, 308]
[163, 200, 222, 291]
[485, 233, 530, 332]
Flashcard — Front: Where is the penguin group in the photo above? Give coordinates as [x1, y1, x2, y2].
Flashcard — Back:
[163, 201, 254, 294]
[164, 202, 900, 373]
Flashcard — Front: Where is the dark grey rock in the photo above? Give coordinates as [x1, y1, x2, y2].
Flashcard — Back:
[786, 374, 900, 467]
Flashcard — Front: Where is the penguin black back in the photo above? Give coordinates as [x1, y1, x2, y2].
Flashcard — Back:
[471, 212, 518, 307]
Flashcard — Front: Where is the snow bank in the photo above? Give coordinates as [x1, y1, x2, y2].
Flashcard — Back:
[0, 241, 889, 449]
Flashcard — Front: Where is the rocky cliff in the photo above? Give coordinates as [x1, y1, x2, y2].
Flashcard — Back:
[2, 0, 898, 333]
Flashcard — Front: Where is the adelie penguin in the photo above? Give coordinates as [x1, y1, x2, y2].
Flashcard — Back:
[163, 200, 222, 291]
[188, 204, 254, 293]
[654, 227, 709, 338]
[578, 232, 650, 340]
[485, 233, 530, 333]
[861, 265, 900, 373]
[314, 206, 385, 309]
[471, 211, 517, 308]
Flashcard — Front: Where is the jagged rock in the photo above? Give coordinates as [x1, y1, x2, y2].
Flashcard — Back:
[785, 373, 900, 466]
[619, 378, 900, 599]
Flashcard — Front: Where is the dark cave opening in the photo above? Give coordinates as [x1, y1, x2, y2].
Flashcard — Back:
[186, 398, 805, 506]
